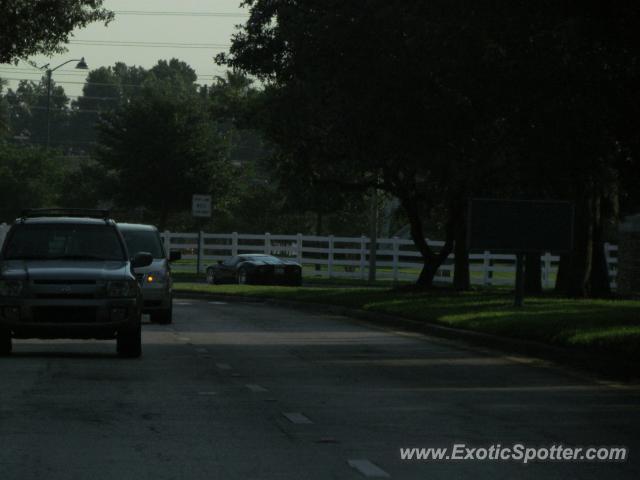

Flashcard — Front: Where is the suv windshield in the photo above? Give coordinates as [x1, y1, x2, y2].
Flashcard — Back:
[3, 224, 126, 261]
[120, 229, 165, 259]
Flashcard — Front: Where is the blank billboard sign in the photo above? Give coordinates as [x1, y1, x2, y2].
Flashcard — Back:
[468, 199, 574, 253]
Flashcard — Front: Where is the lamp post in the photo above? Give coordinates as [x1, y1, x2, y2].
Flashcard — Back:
[38, 57, 88, 148]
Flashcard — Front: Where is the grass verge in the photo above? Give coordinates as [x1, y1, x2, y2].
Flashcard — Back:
[174, 283, 640, 365]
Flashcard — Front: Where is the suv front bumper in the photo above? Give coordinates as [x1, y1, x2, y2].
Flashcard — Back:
[0, 297, 141, 339]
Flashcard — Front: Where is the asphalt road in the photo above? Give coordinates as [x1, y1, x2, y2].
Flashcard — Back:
[1, 299, 639, 480]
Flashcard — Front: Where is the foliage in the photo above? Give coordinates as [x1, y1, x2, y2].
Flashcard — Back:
[4, 78, 70, 147]
[0, 79, 8, 137]
[218, 1, 640, 294]
[95, 60, 233, 229]
[69, 63, 148, 148]
[0, 0, 113, 63]
[0, 143, 64, 221]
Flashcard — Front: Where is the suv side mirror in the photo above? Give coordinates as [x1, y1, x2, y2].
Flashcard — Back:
[132, 252, 153, 268]
[169, 250, 182, 262]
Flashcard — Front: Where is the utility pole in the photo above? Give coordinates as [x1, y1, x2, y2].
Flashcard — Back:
[45, 69, 52, 149]
[34, 57, 88, 149]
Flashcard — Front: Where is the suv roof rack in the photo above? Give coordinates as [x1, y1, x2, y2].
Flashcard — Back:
[20, 208, 111, 220]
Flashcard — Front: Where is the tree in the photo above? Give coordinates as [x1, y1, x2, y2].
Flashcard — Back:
[218, 1, 511, 287]
[5, 78, 70, 147]
[96, 60, 233, 229]
[0, 0, 113, 64]
[0, 143, 63, 221]
[70, 63, 148, 149]
[0, 79, 8, 137]
[219, 1, 640, 294]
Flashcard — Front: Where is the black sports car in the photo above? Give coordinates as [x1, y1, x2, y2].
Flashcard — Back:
[205, 254, 303, 286]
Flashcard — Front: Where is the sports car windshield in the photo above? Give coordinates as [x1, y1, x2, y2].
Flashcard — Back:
[245, 255, 283, 264]
[3, 224, 126, 261]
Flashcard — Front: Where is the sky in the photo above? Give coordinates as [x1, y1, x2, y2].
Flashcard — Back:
[0, 0, 249, 98]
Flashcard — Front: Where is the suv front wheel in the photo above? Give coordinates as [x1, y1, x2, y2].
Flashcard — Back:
[117, 323, 142, 357]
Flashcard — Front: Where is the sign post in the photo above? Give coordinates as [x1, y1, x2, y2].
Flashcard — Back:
[192, 195, 212, 274]
[468, 199, 574, 307]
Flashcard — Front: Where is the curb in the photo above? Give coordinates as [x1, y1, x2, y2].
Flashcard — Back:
[174, 289, 639, 382]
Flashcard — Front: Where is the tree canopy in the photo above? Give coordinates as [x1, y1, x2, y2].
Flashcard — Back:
[96, 60, 232, 229]
[0, 0, 113, 64]
[218, 0, 640, 294]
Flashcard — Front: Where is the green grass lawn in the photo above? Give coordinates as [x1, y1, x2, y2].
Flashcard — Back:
[175, 282, 640, 362]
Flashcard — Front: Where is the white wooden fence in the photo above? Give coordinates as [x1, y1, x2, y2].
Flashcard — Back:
[160, 231, 619, 289]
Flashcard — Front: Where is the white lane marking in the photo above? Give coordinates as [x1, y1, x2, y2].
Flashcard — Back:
[246, 384, 268, 393]
[208, 301, 228, 305]
[176, 337, 191, 342]
[196, 347, 208, 353]
[347, 459, 390, 478]
[282, 412, 313, 424]
[198, 391, 217, 396]
[175, 302, 192, 306]
[216, 363, 232, 370]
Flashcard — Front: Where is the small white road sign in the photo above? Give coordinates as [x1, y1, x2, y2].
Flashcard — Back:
[192, 194, 212, 218]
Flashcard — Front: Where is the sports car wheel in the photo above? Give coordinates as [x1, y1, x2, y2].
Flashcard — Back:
[206, 267, 216, 284]
[237, 268, 248, 285]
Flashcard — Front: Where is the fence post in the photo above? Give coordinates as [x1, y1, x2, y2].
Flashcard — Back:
[360, 235, 367, 280]
[264, 232, 271, 255]
[197, 230, 205, 274]
[392, 237, 400, 282]
[328, 235, 334, 278]
[542, 252, 552, 289]
[296, 233, 303, 264]
[604, 242, 614, 289]
[232, 232, 238, 256]
[483, 250, 491, 285]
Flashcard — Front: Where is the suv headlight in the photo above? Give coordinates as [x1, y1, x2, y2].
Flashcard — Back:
[106, 280, 138, 298]
[0, 280, 24, 297]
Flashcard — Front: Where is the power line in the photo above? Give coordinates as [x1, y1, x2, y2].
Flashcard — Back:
[0, 71, 229, 81]
[69, 40, 231, 49]
[113, 10, 249, 18]
[0, 77, 231, 88]
[7, 104, 106, 114]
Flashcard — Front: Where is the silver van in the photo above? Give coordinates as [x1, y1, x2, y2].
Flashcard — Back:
[117, 223, 180, 324]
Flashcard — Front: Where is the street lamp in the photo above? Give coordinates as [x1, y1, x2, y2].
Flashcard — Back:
[37, 57, 88, 148]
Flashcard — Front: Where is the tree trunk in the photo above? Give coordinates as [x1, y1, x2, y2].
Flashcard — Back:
[589, 195, 612, 297]
[416, 259, 439, 287]
[402, 197, 454, 288]
[555, 254, 570, 293]
[524, 252, 542, 294]
[565, 190, 594, 297]
[453, 204, 470, 291]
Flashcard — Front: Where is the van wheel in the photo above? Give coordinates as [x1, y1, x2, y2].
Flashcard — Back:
[0, 329, 12, 356]
[117, 323, 142, 358]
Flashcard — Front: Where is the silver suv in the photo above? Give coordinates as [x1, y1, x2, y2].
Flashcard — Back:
[117, 223, 180, 324]
[0, 209, 153, 357]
